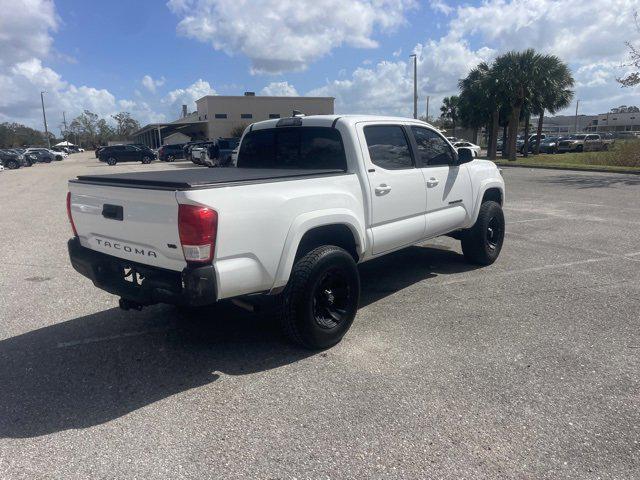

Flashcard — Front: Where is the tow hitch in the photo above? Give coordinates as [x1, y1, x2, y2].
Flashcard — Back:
[119, 298, 145, 311]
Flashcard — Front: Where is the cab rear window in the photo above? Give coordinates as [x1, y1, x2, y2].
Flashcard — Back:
[237, 127, 347, 170]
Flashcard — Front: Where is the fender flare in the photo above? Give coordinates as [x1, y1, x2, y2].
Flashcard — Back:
[270, 209, 366, 292]
[470, 180, 505, 225]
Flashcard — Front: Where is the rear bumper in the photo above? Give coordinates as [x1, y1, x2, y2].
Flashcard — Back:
[68, 238, 217, 307]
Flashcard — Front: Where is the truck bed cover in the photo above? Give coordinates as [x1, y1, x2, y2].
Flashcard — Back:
[72, 167, 346, 190]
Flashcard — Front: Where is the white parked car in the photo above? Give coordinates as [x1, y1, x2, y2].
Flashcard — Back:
[67, 115, 505, 349]
[453, 141, 481, 158]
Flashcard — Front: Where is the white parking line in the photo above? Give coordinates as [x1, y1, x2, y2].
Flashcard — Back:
[56, 327, 172, 348]
[508, 218, 550, 224]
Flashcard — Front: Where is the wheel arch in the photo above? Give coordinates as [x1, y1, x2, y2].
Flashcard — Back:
[470, 181, 505, 226]
[270, 210, 366, 293]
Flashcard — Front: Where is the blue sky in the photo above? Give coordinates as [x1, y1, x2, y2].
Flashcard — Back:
[1, 0, 639, 130]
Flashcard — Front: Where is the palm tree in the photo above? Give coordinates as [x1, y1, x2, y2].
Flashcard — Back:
[440, 96, 460, 132]
[491, 49, 544, 160]
[458, 62, 509, 159]
[531, 55, 574, 154]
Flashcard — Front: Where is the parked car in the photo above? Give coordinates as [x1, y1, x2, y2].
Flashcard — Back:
[98, 145, 156, 165]
[533, 136, 562, 154]
[51, 146, 69, 157]
[557, 133, 614, 153]
[201, 138, 240, 167]
[0, 149, 23, 169]
[453, 141, 481, 158]
[158, 143, 186, 162]
[25, 148, 59, 162]
[66, 114, 505, 350]
[183, 141, 207, 163]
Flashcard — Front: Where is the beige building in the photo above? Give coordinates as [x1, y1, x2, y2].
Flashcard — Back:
[131, 93, 334, 147]
[194, 93, 334, 138]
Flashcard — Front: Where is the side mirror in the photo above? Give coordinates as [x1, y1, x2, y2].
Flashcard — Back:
[457, 147, 473, 165]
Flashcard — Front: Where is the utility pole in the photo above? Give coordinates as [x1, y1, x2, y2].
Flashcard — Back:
[426, 96, 430, 122]
[410, 54, 417, 119]
[40, 91, 50, 148]
[574, 99, 580, 133]
[62, 111, 68, 141]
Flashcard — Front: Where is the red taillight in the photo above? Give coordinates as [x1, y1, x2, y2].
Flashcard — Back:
[178, 204, 217, 263]
[67, 191, 78, 237]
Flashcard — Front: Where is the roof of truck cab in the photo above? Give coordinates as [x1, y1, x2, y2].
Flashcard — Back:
[249, 115, 436, 130]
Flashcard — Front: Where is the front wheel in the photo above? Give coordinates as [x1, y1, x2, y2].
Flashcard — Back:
[278, 245, 360, 349]
[141, 156, 152, 164]
[461, 201, 505, 265]
[106, 157, 117, 166]
[6, 159, 20, 169]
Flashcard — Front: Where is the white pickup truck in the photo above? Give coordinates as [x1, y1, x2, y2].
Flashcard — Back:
[67, 115, 505, 349]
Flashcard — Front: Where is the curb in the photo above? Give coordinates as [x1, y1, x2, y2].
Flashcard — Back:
[491, 162, 640, 176]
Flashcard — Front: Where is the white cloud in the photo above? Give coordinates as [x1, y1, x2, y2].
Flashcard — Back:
[167, 0, 417, 74]
[260, 81, 299, 96]
[429, 0, 453, 15]
[163, 79, 216, 113]
[141, 75, 166, 93]
[0, 0, 58, 67]
[311, 0, 640, 119]
[0, 0, 165, 129]
[309, 34, 493, 117]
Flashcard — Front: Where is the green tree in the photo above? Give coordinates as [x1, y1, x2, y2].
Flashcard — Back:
[439, 96, 460, 131]
[229, 123, 249, 138]
[111, 112, 141, 138]
[0, 122, 47, 147]
[69, 110, 99, 146]
[491, 49, 545, 160]
[97, 119, 116, 145]
[617, 12, 640, 87]
[531, 55, 574, 155]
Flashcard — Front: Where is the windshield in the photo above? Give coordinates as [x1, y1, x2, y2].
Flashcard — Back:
[237, 127, 347, 170]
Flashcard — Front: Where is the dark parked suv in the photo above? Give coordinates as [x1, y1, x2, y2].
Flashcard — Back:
[98, 145, 156, 166]
[158, 143, 185, 162]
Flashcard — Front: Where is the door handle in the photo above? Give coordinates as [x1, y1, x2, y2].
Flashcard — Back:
[426, 177, 439, 187]
[375, 184, 392, 195]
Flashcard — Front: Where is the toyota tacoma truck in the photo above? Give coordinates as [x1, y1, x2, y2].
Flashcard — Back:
[67, 115, 505, 349]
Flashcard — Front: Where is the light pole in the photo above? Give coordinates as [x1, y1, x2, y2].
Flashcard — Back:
[426, 96, 430, 122]
[40, 91, 50, 148]
[410, 54, 417, 119]
[574, 99, 580, 133]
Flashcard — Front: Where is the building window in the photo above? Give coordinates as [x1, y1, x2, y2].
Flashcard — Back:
[241, 114, 253, 119]
[215, 114, 227, 119]
[631, 116, 636, 120]
[269, 114, 280, 119]
[612, 117, 617, 120]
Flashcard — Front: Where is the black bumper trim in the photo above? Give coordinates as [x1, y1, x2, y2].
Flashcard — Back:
[68, 238, 217, 307]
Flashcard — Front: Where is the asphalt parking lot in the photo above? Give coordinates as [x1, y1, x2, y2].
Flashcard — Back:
[0, 153, 639, 479]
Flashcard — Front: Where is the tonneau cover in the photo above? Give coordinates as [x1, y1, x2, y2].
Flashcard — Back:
[73, 167, 345, 190]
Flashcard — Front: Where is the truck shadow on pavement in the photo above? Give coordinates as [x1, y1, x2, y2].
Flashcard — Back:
[0, 245, 476, 438]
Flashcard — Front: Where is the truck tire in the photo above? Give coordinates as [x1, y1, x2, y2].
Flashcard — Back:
[106, 157, 117, 166]
[461, 201, 505, 266]
[278, 245, 360, 349]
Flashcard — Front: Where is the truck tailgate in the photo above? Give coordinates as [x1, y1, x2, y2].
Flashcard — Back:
[69, 182, 186, 271]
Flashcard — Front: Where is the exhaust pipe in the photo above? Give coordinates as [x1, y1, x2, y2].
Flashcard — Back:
[119, 298, 144, 311]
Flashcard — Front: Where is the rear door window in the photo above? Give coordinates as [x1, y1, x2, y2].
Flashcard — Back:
[237, 127, 346, 170]
[363, 125, 413, 170]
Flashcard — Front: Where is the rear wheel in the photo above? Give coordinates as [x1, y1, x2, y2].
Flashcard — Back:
[576, 145, 584, 152]
[106, 157, 117, 166]
[602, 144, 609, 151]
[461, 201, 505, 265]
[278, 245, 360, 349]
[168, 155, 175, 162]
